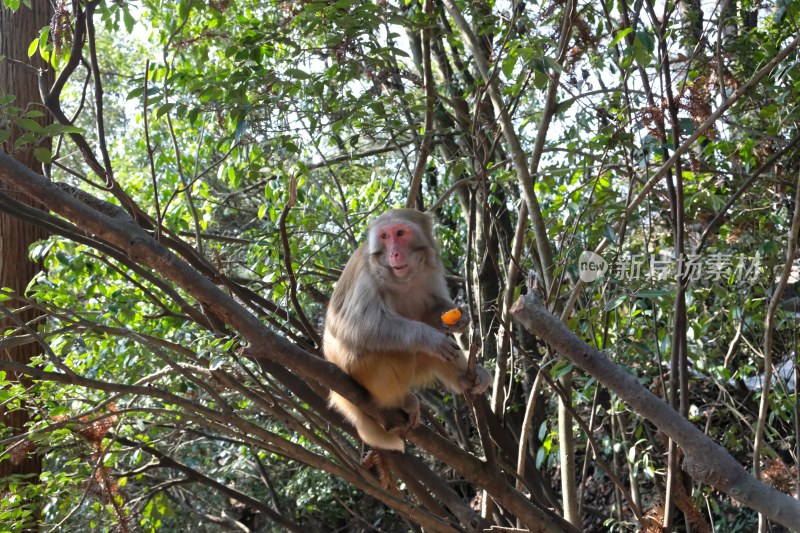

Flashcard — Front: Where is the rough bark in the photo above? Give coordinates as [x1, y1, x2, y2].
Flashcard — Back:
[0, 1, 52, 485]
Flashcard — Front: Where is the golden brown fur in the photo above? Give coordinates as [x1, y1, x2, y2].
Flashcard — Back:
[324, 209, 490, 451]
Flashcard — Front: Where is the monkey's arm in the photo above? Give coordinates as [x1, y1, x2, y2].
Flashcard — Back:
[328, 280, 461, 361]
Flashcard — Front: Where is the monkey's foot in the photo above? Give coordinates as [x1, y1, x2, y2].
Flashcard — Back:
[460, 365, 492, 395]
[401, 393, 420, 430]
[382, 394, 420, 436]
[363, 450, 400, 495]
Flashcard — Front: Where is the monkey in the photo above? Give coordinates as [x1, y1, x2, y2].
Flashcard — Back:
[323, 208, 491, 452]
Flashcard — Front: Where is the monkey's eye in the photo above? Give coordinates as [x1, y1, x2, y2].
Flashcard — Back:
[380, 232, 389, 240]
[396, 229, 405, 237]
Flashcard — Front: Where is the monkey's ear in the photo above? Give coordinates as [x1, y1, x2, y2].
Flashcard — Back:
[366, 219, 382, 254]
[420, 211, 436, 236]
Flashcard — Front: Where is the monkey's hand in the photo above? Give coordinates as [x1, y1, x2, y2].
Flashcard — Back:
[460, 365, 492, 395]
[426, 333, 462, 362]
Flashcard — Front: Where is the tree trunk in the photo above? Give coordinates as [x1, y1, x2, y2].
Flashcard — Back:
[0, 1, 53, 485]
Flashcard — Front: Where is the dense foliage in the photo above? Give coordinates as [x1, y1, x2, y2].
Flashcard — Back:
[1, 0, 800, 531]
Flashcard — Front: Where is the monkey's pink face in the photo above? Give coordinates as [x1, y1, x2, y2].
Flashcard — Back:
[376, 222, 418, 279]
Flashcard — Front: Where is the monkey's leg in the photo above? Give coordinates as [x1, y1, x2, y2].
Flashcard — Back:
[330, 391, 406, 452]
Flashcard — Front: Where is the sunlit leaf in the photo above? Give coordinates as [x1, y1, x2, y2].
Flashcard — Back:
[610, 27, 633, 47]
[27, 37, 39, 58]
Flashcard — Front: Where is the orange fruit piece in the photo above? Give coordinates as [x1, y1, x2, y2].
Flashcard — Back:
[441, 308, 462, 326]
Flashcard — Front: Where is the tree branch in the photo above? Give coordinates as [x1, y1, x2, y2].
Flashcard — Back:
[511, 292, 800, 530]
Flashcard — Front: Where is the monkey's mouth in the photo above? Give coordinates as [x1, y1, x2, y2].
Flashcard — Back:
[392, 265, 410, 276]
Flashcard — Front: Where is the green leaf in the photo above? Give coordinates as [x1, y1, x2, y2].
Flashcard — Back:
[0, 130, 10, 144]
[551, 360, 574, 380]
[368, 101, 385, 115]
[33, 147, 52, 164]
[635, 29, 655, 52]
[284, 140, 299, 153]
[14, 131, 36, 147]
[605, 294, 627, 310]
[285, 68, 310, 80]
[636, 289, 670, 299]
[633, 30, 655, 67]
[178, 0, 189, 20]
[42, 123, 84, 136]
[0, 94, 15, 105]
[27, 37, 39, 58]
[16, 118, 43, 133]
[3, 0, 20, 12]
[155, 103, 176, 118]
[49, 406, 69, 417]
[226, 166, 239, 187]
[610, 27, 633, 47]
[502, 51, 517, 79]
[39, 26, 50, 47]
[123, 6, 136, 33]
[627, 445, 637, 463]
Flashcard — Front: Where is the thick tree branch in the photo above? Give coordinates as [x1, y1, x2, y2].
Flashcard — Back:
[511, 292, 800, 530]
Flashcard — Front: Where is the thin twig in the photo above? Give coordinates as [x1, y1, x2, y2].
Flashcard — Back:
[142, 60, 162, 240]
[754, 163, 800, 529]
[406, 0, 435, 209]
[278, 175, 321, 347]
[695, 132, 800, 253]
[562, 30, 800, 319]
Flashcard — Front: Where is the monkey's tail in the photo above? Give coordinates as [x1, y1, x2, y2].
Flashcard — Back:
[329, 392, 405, 452]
